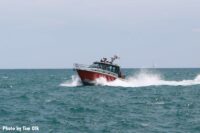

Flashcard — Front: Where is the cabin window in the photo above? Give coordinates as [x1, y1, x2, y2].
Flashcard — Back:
[111, 66, 116, 73]
[93, 62, 120, 75]
[115, 67, 119, 74]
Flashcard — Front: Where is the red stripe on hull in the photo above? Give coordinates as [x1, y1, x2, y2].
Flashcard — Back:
[76, 69, 116, 84]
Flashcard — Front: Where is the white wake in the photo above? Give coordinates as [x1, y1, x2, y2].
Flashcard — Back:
[96, 72, 200, 87]
[60, 71, 200, 88]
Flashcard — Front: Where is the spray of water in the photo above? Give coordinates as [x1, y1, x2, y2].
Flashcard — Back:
[96, 72, 200, 87]
[60, 71, 200, 88]
[60, 75, 82, 87]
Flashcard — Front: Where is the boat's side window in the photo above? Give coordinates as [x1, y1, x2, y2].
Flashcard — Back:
[105, 65, 108, 71]
[112, 66, 116, 73]
[108, 66, 112, 72]
[108, 66, 111, 72]
[102, 64, 106, 70]
[115, 67, 119, 74]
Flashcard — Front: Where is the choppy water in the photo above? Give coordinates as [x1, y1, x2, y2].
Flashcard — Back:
[0, 69, 200, 133]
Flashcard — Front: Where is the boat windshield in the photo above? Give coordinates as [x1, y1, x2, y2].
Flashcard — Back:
[89, 64, 99, 68]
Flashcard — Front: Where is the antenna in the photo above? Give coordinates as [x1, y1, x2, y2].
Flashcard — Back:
[110, 55, 120, 64]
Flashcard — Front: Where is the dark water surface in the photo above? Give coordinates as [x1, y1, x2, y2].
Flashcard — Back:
[0, 69, 200, 133]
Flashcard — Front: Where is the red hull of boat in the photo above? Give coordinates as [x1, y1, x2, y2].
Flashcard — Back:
[76, 69, 117, 85]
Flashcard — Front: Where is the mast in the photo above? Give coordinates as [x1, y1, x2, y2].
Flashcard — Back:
[110, 55, 120, 64]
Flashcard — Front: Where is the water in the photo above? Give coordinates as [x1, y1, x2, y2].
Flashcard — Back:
[0, 69, 200, 133]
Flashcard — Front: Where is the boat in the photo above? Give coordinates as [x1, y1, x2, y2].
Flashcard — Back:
[74, 55, 125, 85]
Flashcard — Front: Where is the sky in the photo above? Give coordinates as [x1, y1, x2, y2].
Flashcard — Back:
[0, 0, 200, 68]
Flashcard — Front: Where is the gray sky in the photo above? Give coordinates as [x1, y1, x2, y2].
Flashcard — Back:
[0, 0, 200, 68]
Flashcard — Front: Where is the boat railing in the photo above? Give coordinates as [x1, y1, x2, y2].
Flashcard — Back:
[74, 63, 90, 69]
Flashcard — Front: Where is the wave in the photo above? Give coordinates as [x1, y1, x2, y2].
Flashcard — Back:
[60, 71, 200, 88]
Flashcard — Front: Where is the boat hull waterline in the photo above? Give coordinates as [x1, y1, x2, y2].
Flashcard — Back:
[76, 69, 118, 85]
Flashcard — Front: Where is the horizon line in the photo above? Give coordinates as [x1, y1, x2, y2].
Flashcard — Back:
[0, 67, 200, 70]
